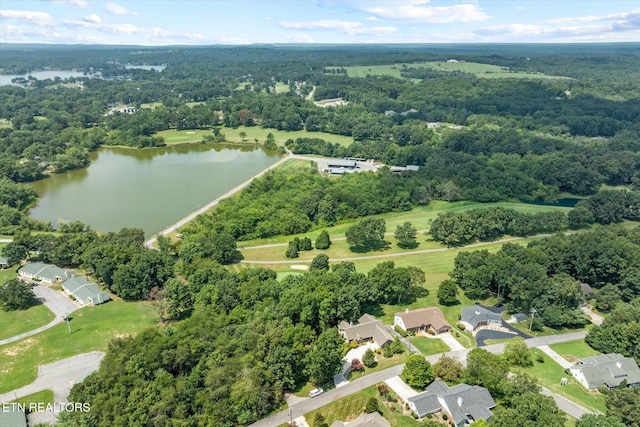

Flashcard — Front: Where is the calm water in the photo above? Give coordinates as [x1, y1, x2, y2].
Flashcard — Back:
[28, 144, 280, 236]
[0, 70, 88, 86]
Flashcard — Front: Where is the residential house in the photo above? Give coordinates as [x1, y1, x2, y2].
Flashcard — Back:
[61, 276, 110, 306]
[394, 307, 451, 334]
[327, 159, 357, 169]
[569, 353, 640, 390]
[0, 257, 8, 268]
[18, 262, 73, 284]
[460, 306, 503, 333]
[406, 380, 496, 426]
[330, 412, 390, 427]
[338, 313, 393, 348]
[510, 313, 527, 323]
[0, 405, 27, 427]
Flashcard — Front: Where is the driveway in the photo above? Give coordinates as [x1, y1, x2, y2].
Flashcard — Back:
[437, 332, 465, 352]
[0, 351, 105, 424]
[581, 306, 604, 326]
[539, 345, 573, 369]
[0, 285, 80, 346]
[475, 329, 519, 347]
[385, 376, 418, 400]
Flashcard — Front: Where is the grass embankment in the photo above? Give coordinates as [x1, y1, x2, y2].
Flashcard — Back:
[326, 61, 571, 80]
[10, 389, 54, 406]
[155, 126, 354, 146]
[0, 301, 156, 393]
[525, 349, 606, 414]
[0, 304, 55, 341]
[305, 384, 421, 427]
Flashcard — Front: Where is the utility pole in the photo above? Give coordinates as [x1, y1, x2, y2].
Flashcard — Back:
[289, 408, 293, 426]
[529, 308, 537, 332]
[65, 313, 71, 334]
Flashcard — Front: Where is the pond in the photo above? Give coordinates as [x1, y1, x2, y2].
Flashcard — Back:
[28, 143, 280, 236]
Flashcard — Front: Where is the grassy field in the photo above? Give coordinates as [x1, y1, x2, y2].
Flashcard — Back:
[154, 125, 354, 147]
[10, 389, 54, 406]
[0, 303, 55, 341]
[549, 340, 601, 364]
[525, 349, 607, 413]
[139, 102, 163, 110]
[274, 82, 290, 93]
[326, 61, 571, 80]
[409, 336, 450, 356]
[0, 118, 11, 128]
[305, 384, 422, 427]
[0, 301, 156, 393]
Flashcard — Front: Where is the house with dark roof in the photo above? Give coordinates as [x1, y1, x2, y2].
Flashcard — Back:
[406, 380, 496, 426]
[338, 313, 393, 348]
[330, 412, 390, 427]
[327, 159, 357, 169]
[61, 276, 110, 306]
[394, 307, 451, 334]
[460, 306, 503, 333]
[509, 312, 527, 323]
[18, 262, 73, 284]
[569, 353, 640, 390]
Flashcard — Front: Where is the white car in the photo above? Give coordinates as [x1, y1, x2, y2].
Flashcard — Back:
[309, 388, 324, 398]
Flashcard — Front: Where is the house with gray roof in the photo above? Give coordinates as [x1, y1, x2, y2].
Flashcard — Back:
[61, 276, 110, 306]
[394, 307, 451, 334]
[406, 380, 496, 426]
[0, 257, 8, 268]
[330, 412, 390, 427]
[18, 262, 73, 284]
[569, 353, 640, 390]
[0, 405, 27, 427]
[460, 306, 503, 333]
[338, 313, 393, 348]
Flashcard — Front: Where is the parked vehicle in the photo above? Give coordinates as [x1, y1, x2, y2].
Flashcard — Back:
[309, 388, 324, 398]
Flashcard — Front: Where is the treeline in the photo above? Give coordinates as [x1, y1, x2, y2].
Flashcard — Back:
[64, 260, 419, 426]
[430, 207, 567, 246]
[182, 168, 428, 241]
[451, 226, 640, 328]
[586, 298, 640, 364]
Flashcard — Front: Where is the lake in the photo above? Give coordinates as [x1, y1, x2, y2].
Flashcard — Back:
[28, 144, 280, 236]
[0, 70, 88, 86]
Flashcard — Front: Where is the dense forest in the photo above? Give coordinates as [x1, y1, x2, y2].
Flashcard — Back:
[1, 44, 639, 426]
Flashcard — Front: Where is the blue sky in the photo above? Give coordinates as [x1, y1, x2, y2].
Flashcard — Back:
[1, 1, 639, 45]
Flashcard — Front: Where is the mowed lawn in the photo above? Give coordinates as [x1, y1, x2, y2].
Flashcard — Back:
[549, 340, 601, 365]
[155, 126, 354, 147]
[0, 303, 55, 340]
[410, 336, 450, 356]
[305, 384, 422, 427]
[0, 301, 156, 393]
[525, 349, 607, 413]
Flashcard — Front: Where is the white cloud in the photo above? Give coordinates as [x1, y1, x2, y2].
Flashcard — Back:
[83, 13, 102, 24]
[48, 0, 89, 8]
[104, 3, 139, 16]
[356, 1, 490, 24]
[0, 10, 55, 27]
[278, 19, 395, 35]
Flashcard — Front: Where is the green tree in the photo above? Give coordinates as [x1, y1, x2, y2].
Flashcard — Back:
[464, 348, 509, 396]
[576, 414, 626, 427]
[310, 254, 329, 271]
[239, 131, 247, 141]
[433, 354, 463, 383]
[345, 217, 386, 251]
[305, 328, 344, 387]
[604, 386, 640, 427]
[210, 232, 239, 264]
[503, 339, 533, 367]
[313, 412, 329, 427]
[315, 230, 331, 250]
[401, 354, 434, 390]
[568, 204, 594, 229]
[491, 393, 565, 427]
[0, 279, 38, 311]
[498, 372, 540, 406]
[395, 221, 418, 249]
[362, 348, 377, 368]
[298, 237, 313, 251]
[437, 279, 459, 305]
[365, 397, 379, 414]
[285, 241, 299, 258]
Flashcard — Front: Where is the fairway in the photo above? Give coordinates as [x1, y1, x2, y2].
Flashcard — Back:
[154, 126, 354, 146]
[0, 301, 156, 393]
[326, 61, 571, 80]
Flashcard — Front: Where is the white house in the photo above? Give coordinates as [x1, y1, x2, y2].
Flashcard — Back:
[570, 353, 640, 390]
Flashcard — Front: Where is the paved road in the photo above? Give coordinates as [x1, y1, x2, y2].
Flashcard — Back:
[0, 285, 80, 346]
[541, 387, 595, 418]
[0, 351, 105, 424]
[249, 330, 589, 427]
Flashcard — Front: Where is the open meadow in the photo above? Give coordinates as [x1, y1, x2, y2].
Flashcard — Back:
[326, 61, 571, 80]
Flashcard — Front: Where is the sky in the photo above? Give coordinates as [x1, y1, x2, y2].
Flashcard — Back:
[0, 0, 639, 45]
